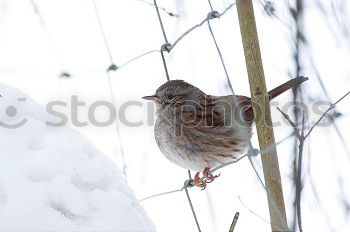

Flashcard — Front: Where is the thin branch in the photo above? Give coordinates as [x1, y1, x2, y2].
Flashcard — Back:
[229, 212, 240, 232]
[296, 109, 306, 232]
[257, 0, 293, 30]
[290, 0, 304, 229]
[277, 107, 302, 141]
[307, 52, 350, 156]
[305, 90, 350, 139]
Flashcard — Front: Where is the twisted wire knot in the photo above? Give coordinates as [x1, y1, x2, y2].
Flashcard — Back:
[161, 43, 173, 53]
[59, 72, 71, 79]
[107, 63, 118, 72]
[183, 179, 194, 189]
[249, 148, 260, 157]
[207, 11, 220, 20]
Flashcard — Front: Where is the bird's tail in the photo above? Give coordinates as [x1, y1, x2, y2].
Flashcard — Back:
[268, 76, 308, 100]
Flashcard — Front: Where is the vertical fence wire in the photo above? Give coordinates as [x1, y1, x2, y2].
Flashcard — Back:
[207, 0, 292, 229]
[139, 0, 350, 230]
[29, 0, 70, 78]
[184, 186, 202, 232]
[91, 0, 127, 179]
[152, 0, 169, 44]
[151, 0, 202, 230]
[91, 0, 115, 64]
[152, 0, 171, 81]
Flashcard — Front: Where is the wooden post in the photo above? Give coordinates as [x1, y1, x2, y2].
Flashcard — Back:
[236, 1, 289, 231]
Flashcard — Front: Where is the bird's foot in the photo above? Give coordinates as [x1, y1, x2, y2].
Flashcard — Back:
[203, 167, 220, 183]
[194, 172, 207, 190]
[193, 168, 220, 189]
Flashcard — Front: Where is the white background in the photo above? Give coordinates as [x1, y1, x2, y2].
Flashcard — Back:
[1, 0, 350, 231]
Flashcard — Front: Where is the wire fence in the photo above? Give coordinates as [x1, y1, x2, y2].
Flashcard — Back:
[140, 0, 350, 231]
[91, 0, 128, 180]
[29, 0, 70, 78]
[151, 0, 282, 230]
[23, 0, 350, 231]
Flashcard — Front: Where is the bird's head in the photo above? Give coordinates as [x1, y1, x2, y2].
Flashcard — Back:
[142, 80, 205, 106]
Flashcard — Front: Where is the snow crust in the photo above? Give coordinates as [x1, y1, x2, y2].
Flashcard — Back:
[0, 83, 155, 231]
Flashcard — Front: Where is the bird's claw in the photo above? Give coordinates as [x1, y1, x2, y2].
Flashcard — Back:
[203, 168, 220, 183]
[194, 172, 207, 190]
[193, 168, 220, 189]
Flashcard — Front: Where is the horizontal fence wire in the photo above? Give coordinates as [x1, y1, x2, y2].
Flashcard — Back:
[139, 88, 350, 199]
[170, 2, 238, 51]
[147, 1, 280, 230]
[139, 132, 293, 202]
[26, 0, 239, 77]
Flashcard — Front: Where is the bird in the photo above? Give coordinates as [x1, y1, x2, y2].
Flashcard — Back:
[143, 76, 308, 188]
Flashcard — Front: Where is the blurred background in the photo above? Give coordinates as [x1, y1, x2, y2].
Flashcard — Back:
[1, 0, 350, 231]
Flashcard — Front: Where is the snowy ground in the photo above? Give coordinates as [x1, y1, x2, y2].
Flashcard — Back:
[0, 83, 155, 231]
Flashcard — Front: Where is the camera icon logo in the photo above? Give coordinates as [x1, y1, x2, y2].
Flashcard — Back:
[0, 98, 28, 129]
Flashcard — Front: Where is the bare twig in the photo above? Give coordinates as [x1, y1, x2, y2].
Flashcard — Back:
[289, 0, 304, 229]
[305, 90, 350, 139]
[277, 89, 350, 232]
[296, 109, 306, 232]
[277, 107, 302, 141]
[257, 0, 293, 30]
[229, 212, 240, 232]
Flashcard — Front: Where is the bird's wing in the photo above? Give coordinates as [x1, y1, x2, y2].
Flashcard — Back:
[178, 95, 251, 162]
[209, 95, 253, 126]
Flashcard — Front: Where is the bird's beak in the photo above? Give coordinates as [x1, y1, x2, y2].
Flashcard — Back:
[142, 95, 160, 102]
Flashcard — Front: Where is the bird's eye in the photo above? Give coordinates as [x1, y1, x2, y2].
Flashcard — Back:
[167, 94, 175, 100]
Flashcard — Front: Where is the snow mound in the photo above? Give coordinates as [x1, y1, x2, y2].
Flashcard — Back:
[0, 83, 155, 231]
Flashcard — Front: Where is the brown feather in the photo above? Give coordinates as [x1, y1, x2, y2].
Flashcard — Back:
[151, 76, 308, 171]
